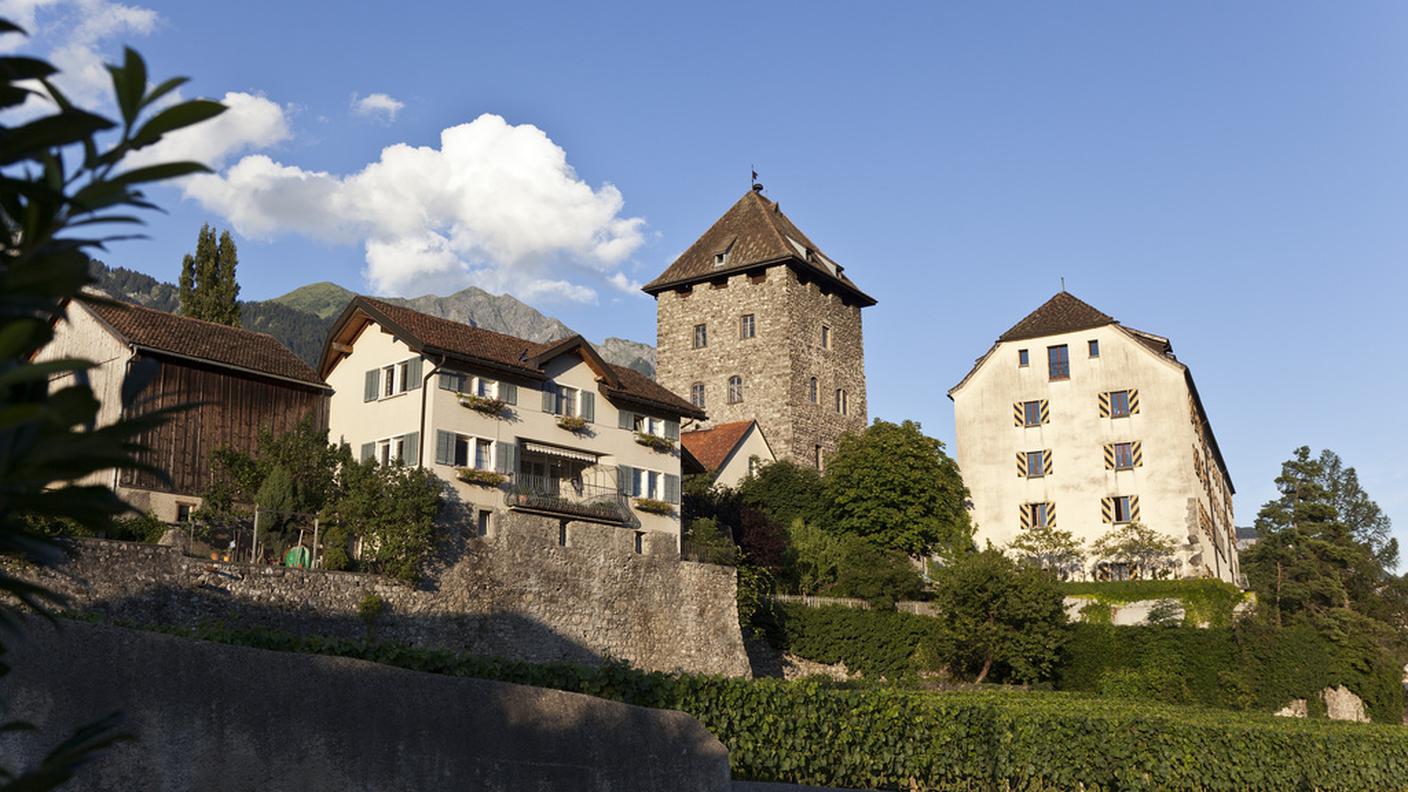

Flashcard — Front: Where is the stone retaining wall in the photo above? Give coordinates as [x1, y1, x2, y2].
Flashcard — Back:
[18, 512, 751, 677]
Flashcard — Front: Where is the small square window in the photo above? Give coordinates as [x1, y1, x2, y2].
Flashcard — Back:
[1113, 495, 1133, 523]
[176, 503, 194, 523]
[1088, 340, 1100, 358]
[1026, 450, 1046, 478]
[693, 324, 707, 349]
[1110, 390, 1131, 418]
[1018, 349, 1029, 367]
[1047, 345, 1070, 381]
[1113, 442, 1134, 469]
[1022, 400, 1042, 427]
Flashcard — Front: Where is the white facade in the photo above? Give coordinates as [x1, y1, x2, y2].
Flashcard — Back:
[950, 309, 1238, 582]
[325, 309, 692, 554]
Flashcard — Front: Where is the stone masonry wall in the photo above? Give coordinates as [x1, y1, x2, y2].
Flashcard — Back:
[655, 264, 868, 467]
[19, 514, 752, 677]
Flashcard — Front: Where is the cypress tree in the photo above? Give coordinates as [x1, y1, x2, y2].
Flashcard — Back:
[215, 229, 241, 326]
[191, 224, 219, 321]
[177, 252, 196, 316]
[176, 224, 241, 326]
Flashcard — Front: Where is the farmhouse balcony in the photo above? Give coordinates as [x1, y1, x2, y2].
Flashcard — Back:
[505, 472, 640, 529]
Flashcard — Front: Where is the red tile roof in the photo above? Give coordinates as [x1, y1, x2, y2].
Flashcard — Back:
[680, 421, 755, 473]
[998, 291, 1115, 342]
[643, 190, 876, 306]
[83, 298, 326, 387]
[328, 296, 705, 419]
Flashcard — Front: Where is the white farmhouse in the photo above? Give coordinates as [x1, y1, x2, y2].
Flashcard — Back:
[320, 297, 705, 554]
[949, 292, 1238, 582]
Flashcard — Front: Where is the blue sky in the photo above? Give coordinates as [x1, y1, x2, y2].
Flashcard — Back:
[9, 1, 1408, 552]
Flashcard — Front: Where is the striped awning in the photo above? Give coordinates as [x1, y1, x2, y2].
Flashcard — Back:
[521, 441, 599, 464]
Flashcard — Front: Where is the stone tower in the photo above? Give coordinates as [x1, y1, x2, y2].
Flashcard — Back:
[644, 188, 875, 469]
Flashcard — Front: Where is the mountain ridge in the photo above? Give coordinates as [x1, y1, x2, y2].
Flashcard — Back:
[87, 262, 657, 378]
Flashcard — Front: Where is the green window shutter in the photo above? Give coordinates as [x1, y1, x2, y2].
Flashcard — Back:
[619, 409, 634, 430]
[617, 465, 634, 495]
[406, 358, 423, 390]
[1098, 391, 1110, 418]
[1012, 402, 1023, 427]
[364, 369, 379, 402]
[496, 442, 516, 475]
[402, 432, 419, 465]
[664, 419, 679, 440]
[1015, 451, 1028, 478]
[501, 382, 517, 405]
[664, 473, 680, 504]
[435, 430, 453, 466]
[580, 391, 595, 423]
[542, 384, 556, 413]
[360, 442, 375, 463]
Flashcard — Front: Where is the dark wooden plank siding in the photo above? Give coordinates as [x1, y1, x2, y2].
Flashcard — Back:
[119, 355, 329, 496]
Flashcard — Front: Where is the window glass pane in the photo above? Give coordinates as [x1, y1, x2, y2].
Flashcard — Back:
[1115, 443, 1133, 468]
[1089, 340, 1100, 357]
[1111, 390, 1130, 417]
[1115, 496, 1131, 522]
[454, 436, 469, 467]
[1028, 451, 1044, 477]
[1033, 503, 1048, 527]
[1018, 349, 1029, 366]
[475, 439, 491, 469]
[1024, 401, 1041, 426]
[1047, 345, 1069, 380]
[694, 324, 707, 348]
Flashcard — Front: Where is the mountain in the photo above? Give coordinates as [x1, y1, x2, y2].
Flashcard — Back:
[88, 261, 657, 378]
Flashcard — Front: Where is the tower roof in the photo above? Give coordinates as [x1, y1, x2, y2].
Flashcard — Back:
[643, 189, 876, 306]
[997, 291, 1116, 342]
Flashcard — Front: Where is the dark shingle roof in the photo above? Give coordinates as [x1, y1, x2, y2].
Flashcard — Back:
[84, 299, 326, 387]
[680, 421, 754, 473]
[643, 190, 876, 306]
[329, 297, 704, 419]
[998, 291, 1116, 342]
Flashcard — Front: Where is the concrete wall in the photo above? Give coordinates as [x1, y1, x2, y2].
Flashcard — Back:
[0, 619, 731, 791]
[19, 522, 752, 677]
[952, 324, 1238, 581]
[655, 265, 868, 469]
[326, 320, 684, 543]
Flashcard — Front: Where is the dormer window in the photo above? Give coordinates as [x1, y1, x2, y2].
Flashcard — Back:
[714, 237, 736, 268]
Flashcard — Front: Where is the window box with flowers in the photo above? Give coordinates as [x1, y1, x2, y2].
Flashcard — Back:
[457, 392, 507, 416]
[557, 415, 589, 433]
[633, 498, 675, 516]
[634, 432, 675, 453]
[457, 468, 507, 487]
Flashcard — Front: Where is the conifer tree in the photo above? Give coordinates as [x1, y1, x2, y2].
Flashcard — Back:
[177, 224, 241, 326]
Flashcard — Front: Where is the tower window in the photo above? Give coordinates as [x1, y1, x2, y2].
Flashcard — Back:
[820, 324, 832, 349]
[740, 313, 756, 339]
[693, 323, 707, 349]
[1047, 345, 1069, 380]
[727, 376, 743, 404]
[808, 377, 818, 404]
[835, 388, 848, 415]
[690, 382, 705, 408]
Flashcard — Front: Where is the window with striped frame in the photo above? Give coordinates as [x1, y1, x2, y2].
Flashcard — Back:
[1105, 441, 1143, 470]
[1016, 449, 1053, 478]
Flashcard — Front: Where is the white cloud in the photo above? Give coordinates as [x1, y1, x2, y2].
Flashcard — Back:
[1, 0, 160, 104]
[351, 92, 404, 123]
[124, 91, 291, 170]
[185, 113, 648, 301]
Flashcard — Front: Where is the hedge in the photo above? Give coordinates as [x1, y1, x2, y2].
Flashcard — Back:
[1059, 622, 1406, 724]
[105, 618, 1408, 790]
[765, 603, 950, 678]
[1061, 579, 1248, 626]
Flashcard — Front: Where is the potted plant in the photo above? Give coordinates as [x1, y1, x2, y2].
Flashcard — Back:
[557, 415, 589, 433]
[634, 432, 675, 452]
[457, 468, 508, 487]
[634, 498, 675, 516]
[457, 392, 507, 416]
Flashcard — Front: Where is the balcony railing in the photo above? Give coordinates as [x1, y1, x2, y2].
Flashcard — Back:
[505, 472, 639, 528]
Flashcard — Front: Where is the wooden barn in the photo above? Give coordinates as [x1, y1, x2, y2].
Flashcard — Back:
[37, 297, 331, 523]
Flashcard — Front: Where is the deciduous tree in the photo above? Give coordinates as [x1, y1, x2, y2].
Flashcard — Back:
[1090, 522, 1177, 580]
[1007, 524, 1086, 580]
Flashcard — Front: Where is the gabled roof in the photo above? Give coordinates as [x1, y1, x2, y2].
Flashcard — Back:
[321, 296, 705, 419]
[680, 420, 757, 473]
[82, 298, 327, 388]
[997, 291, 1116, 342]
[643, 189, 876, 306]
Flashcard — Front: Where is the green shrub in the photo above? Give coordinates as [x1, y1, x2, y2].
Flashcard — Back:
[1061, 579, 1246, 626]
[121, 619, 1408, 790]
[769, 604, 950, 679]
[1059, 620, 1405, 723]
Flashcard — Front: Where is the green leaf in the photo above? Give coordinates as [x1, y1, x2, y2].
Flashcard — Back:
[0, 109, 114, 166]
[140, 75, 188, 110]
[110, 161, 211, 186]
[129, 99, 226, 150]
[109, 47, 147, 126]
